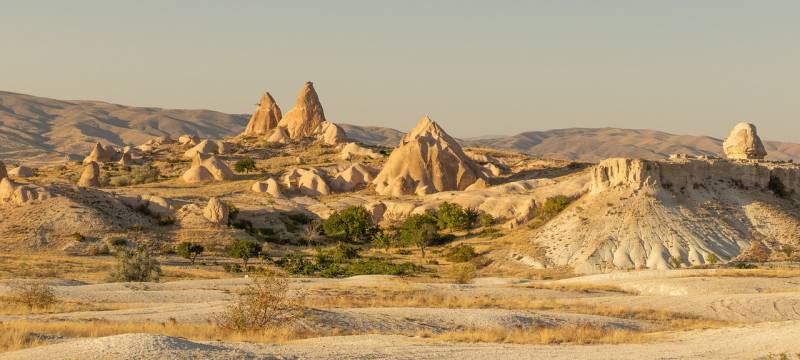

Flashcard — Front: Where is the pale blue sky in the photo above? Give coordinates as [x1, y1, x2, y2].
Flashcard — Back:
[1, 0, 799, 141]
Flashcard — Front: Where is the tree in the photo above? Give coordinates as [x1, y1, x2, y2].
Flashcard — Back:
[479, 213, 495, 229]
[435, 202, 471, 231]
[234, 158, 257, 173]
[399, 213, 439, 258]
[176, 242, 204, 264]
[226, 239, 261, 268]
[322, 206, 377, 243]
[108, 246, 162, 282]
[215, 272, 302, 330]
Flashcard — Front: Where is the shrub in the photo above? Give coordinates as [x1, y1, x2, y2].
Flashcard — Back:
[398, 213, 439, 258]
[226, 239, 261, 268]
[222, 263, 242, 273]
[71, 232, 86, 242]
[131, 164, 160, 184]
[768, 176, 791, 199]
[528, 195, 575, 229]
[215, 272, 302, 330]
[436, 202, 471, 231]
[8, 281, 58, 309]
[323, 206, 377, 243]
[479, 214, 495, 229]
[234, 158, 257, 173]
[176, 242, 205, 264]
[347, 259, 419, 276]
[108, 246, 161, 282]
[107, 237, 128, 249]
[705, 253, 720, 265]
[300, 220, 323, 246]
[445, 244, 478, 263]
[109, 175, 131, 187]
[451, 263, 477, 284]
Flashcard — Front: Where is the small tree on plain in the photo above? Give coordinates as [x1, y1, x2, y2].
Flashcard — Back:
[108, 246, 162, 282]
[234, 158, 257, 173]
[226, 239, 261, 268]
[176, 242, 205, 264]
[323, 205, 377, 243]
[215, 271, 302, 330]
[399, 213, 439, 258]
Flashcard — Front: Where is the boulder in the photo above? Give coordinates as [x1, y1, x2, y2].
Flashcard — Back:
[178, 134, 200, 146]
[373, 116, 488, 196]
[340, 142, 379, 160]
[118, 151, 134, 167]
[77, 161, 101, 187]
[282, 167, 329, 196]
[9, 165, 35, 178]
[723, 122, 767, 160]
[277, 82, 328, 139]
[83, 142, 120, 164]
[331, 163, 377, 192]
[183, 140, 218, 159]
[266, 127, 290, 143]
[0, 178, 52, 205]
[202, 197, 229, 225]
[242, 92, 282, 136]
[314, 121, 348, 145]
[181, 154, 235, 183]
[251, 178, 283, 197]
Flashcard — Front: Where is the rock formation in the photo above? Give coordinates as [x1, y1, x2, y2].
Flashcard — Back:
[373, 116, 488, 196]
[278, 82, 327, 139]
[0, 178, 52, 205]
[183, 139, 232, 159]
[266, 128, 290, 143]
[77, 161, 101, 187]
[242, 92, 282, 136]
[8, 165, 35, 178]
[723, 122, 767, 160]
[251, 178, 283, 197]
[181, 154, 235, 183]
[120, 194, 174, 218]
[314, 121, 348, 145]
[178, 134, 199, 146]
[202, 197, 229, 225]
[83, 143, 120, 164]
[340, 142, 379, 160]
[282, 167, 330, 196]
[118, 151, 134, 167]
[331, 163, 378, 192]
[0, 161, 7, 180]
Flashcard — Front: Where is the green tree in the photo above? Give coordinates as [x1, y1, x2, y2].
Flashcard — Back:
[234, 158, 257, 173]
[323, 206, 377, 243]
[226, 239, 261, 268]
[176, 242, 205, 264]
[435, 202, 470, 231]
[399, 213, 439, 258]
[479, 213, 495, 228]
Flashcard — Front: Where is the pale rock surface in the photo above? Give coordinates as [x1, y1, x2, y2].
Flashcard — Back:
[251, 178, 283, 197]
[202, 197, 229, 225]
[178, 134, 199, 146]
[77, 161, 101, 187]
[266, 128, 290, 143]
[8, 165, 34, 178]
[373, 116, 487, 196]
[83, 142, 120, 164]
[282, 167, 330, 196]
[331, 163, 377, 192]
[277, 82, 327, 139]
[340, 142, 379, 160]
[120, 194, 174, 218]
[314, 121, 348, 145]
[723, 122, 767, 160]
[181, 154, 234, 183]
[242, 92, 282, 136]
[0, 178, 52, 205]
[118, 151, 134, 167]
[183, 139, 232, 159]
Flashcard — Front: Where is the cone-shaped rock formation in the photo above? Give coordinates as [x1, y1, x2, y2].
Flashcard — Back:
[243, 92, 282, 136]
[77, 161, 101, 187]
[278, 82, 327, 139]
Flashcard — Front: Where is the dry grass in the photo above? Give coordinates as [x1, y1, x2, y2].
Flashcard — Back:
[523, 282, 636, 294]
[0, 319, 327, 352]
[421, 324, 646, 345]
[0, 298, 132, 315]
[689, 268, 800, 278]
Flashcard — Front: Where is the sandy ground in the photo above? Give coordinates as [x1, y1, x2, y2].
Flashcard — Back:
[2, 270, 800, 359]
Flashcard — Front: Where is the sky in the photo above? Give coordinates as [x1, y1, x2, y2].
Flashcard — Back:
[1, 0, 799, 142]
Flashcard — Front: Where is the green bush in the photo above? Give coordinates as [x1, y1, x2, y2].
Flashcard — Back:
[445, 244, 478, 263]
[108, 246, 161, 282]
[436, 202, 471, 231]
[323, 206, 377, 243]
[234, 158, 257, 173]
[479, 214, 495, 228]
[705, 253, 720, 265]
[398, 213, 439, 258]
[276, 244, 421, 278]
[226, 239, 261, 268]
[176, 242, 205, 264]
[528, 195, 575, 229]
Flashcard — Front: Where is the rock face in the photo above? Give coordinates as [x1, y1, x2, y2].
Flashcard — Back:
[243, 92, 282, 136]
[314, 121, 348, 145]
[0, 178, 52, 205]
[178, 134, 199, 146]
[331, 163, 378, 192]
[282, 167, 330, 196]
[202, 197, 229, 225]
[118, 151, 134, 167]
[8, 165, 35, 178]
[83, 143, 120, 164]
[77, 161, 101, 187]
[340, 142, 379, 160]
[723, 122, 767, 160]
[0, 161, 7, 180]
[278, 82, 327, 139]
[181, 154, 235, 183]
[183, 139, 232, 158]
[266, 128, 290, 143]
[251, 178, 283, 197]
[373, 116, 487, 196]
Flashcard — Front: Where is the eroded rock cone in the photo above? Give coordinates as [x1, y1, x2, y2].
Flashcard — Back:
[331, 163, 377, 192]
[243, 92, 282, 136]
[118, 151, 134, 167]
[278, 82, 327, 139]
[373, 116, 487, 196]
[314, 121, 348, 145]
[203, 197, 229, 225]
[83, 142, 118, 164]
[723, 122, 767, 160]
[77, 161, 101, 187]
[181, 154, 234, 183]
[251, 178, 283, 197]
[0, 178, 51, 205]
[266, 128, 290, 143]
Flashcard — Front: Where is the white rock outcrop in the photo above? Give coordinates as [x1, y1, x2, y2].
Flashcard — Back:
[242, 92, 282, 136]
[83, 143, 120, 164]
[0, 178, 52, 205]
[282, 167, 330, 196]
[314, 121, 348, 145]
[181, 154, 235, 183]
[277, 82, 328, 139]
[251, 178, 283, 197]
[373, 116, 488, 196]
[202, 197, 229, 225]
[339, 142, 379, 160]
[723, 122, 767, 160]
[331, 163, 377, 192]
[178, 134, 200, 146]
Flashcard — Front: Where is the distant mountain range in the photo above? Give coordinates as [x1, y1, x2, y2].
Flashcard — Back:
[1, 90, 798, 163]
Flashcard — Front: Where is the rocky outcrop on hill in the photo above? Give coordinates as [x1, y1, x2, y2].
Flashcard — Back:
[178, 134, 199, 146]
[278, 82, 327, 139]
[77, 162, 101, 187]
[0, 178, 52, 205]
[181, 154, 234, 183]
[202, 197, 229, 225]
[282, 167, 330, 196]
[314, 121, 348, 145]
[251, 178, 283, 197]
[183, 140, 232, 159]
[9, 165, 34, 178]
[723, 122, 767, 160]
[373, 116, 487, 196]
[331, 163, 378, 192]
[520, 157, 800, 273]
[243, 92, 282, 136]
[83, 143, 121, 164]
[340, 142, 379, 160]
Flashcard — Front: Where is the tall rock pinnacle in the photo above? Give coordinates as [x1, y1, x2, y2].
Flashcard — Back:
[242, 92, 282, 136]
[277, 82, 327, 139]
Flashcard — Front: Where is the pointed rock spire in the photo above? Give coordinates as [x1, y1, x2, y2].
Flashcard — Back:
[243, 92, 283, 136]
[277, 82, 327, 139]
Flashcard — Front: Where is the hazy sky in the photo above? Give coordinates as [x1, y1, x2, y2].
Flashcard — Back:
[2, 0, 799, 141]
